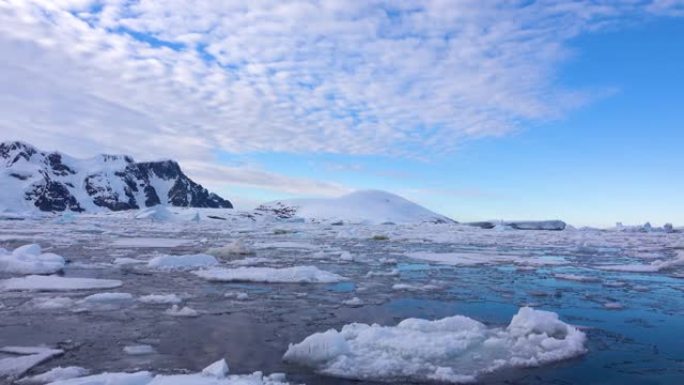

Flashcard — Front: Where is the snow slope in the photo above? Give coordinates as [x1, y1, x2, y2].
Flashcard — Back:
[256, 190, 453, 224]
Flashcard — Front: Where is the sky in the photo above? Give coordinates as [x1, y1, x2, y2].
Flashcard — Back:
[0, 0, 683, 227]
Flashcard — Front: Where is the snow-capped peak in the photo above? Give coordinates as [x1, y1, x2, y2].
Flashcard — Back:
[257, 189, 454, 224]
[0, 141, 232, 213]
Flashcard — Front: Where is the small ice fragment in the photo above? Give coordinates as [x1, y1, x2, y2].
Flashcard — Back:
[138, 294, 182, 304]
[224, 291, 249, 300]
[342, 297, 364, 307]
[123, 345, 155, 355]
[201, 359, 229, 378]
[165, 305, 198, 317]
[603, 302, 623, 310]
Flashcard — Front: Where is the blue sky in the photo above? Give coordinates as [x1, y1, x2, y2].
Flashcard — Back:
[1, 1, 683, 227]
[215, 17, 684, 227]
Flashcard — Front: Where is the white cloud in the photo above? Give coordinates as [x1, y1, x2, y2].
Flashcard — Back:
[0, 0, 681, 196]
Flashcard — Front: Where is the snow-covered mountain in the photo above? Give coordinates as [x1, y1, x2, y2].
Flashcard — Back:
[0, 141, 232, 213]
[256, 190, 454, 224]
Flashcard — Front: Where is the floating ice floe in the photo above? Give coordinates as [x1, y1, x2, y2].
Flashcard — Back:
[147, 254, 218, 270]
[45, 371, 152, 385]
[206, 241, 253, 257]
[405, 251, 567, 267]
[194, 266, 347, 283]
[0, 244, 65, 275]
[17, 366, 89, 384]
[553, 273, 601, 283]
[31, 296, 76, 309]
[0, 275, 122, 291]
[224, 291, 249, 300]
[0, 346, 64, 379]
[123, 345, 156, 356]
[165, 305, 198, 317]
[342, 297, 364, 307]
[253, 241, 319, 250]
[138, 294, 182, 304]
[77, 292, 134, 311]
[603, 302, 624, 310]
[283, 307, 587, 383]
[111, 238, 191, 248]
[113, 258, 146, 265]
[595, 251, 684, 272]
[43, 359, 292, 385]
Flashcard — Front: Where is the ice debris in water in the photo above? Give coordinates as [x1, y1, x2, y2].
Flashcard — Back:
[165, 305, 198, 317]
[17, 366, 89, 384]
[77, 293, 134, 311]
[206, 241, 253, 257]
[0, 346, 64, 379]
[595, 251, 684, 272]
[0, 244, 65, 275]
[342, 297, 364, 307]
[138, 294, 182, 304]
[224, 291, 249, 300]
[147, 254, 218, 270]
[123, 345, 156, 356]
[193, 266, 347, 283]
[283, 307, 586, 383]
[0, 275, 122, 291]
[43, 360, 292, 385]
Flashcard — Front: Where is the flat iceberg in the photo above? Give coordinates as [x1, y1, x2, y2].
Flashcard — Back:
[17, 366, 89, 384]
[0, 244, 65, 275]
[283, 307, 586, 383]
[0, 275, 122, 291]
[194, 266, 347, 283]
[0, 346, 64, 379]
[147, 254, 218, 270]
[44, 359, 292, 385]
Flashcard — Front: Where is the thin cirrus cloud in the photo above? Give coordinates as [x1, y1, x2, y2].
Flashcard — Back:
[0, 0, 680, 196]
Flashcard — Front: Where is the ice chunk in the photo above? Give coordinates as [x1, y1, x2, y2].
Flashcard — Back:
[17, 366, 89, 384]
[224, 291, 249, 300]
[123, 345, 156, 355]
[206, 241, 252, 257]
[32, 296, 76, 309]
[138, 294, 182, 304]
[1, 276, 122, 291]
[553, 273, 600, 283]
[113, 258, 146, 265]
[0, 346, 63, 379]
[77, 293, 134, 311]
[44, 371, 152, 385]
[194, 266, 347, 283]
[201, 359, 229, 378]
[165, 305, 198, 317]
[0, 244, 65, 275]
[283, 307, 586, 383]
[342, 297, 364, 307]
[147, 254, 218, 270]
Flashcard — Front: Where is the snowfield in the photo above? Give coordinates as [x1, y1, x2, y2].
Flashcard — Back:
[0, 208, 682, 385]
